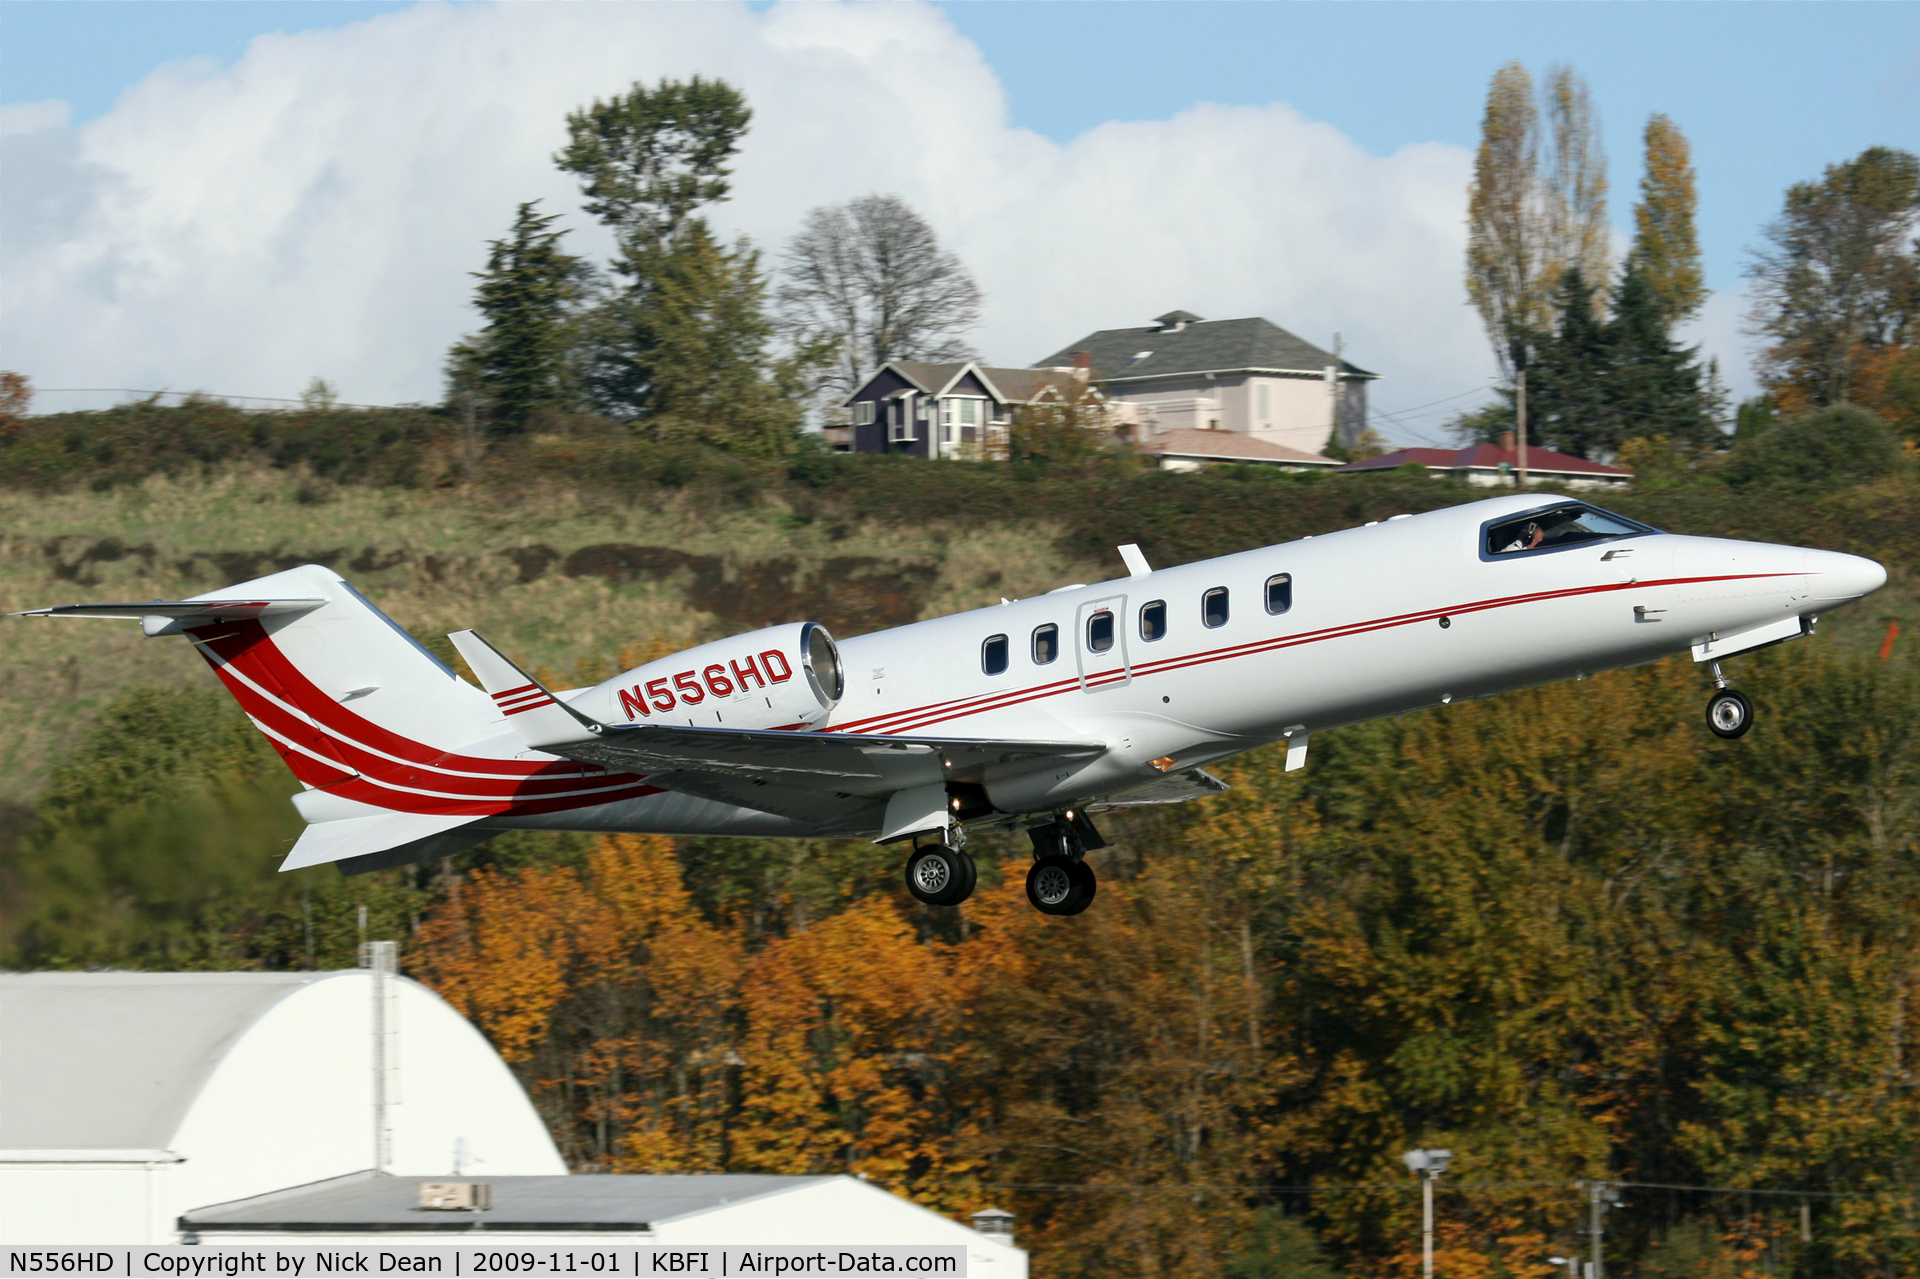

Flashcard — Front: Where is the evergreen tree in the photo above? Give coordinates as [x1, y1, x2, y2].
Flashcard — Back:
[463, 201, 587, 433]
[1602, 258, 1720, 448]
[556, 77, 802, 453]
[610, 222, 801, 458]
[1499, 262, 1720, 459]
[1520, 266, 1611, 455]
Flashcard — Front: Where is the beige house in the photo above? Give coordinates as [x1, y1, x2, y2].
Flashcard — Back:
[1034, 310, 1376, 464]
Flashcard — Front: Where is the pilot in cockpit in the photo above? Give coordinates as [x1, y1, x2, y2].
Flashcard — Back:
[1500, 521, 1547, 554]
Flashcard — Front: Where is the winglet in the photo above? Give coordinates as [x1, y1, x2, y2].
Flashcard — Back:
[1117, 544, 1152, 578]
[447, 630, 601, 749]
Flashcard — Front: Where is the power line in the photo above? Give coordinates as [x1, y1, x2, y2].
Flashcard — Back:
[28, 386, 417, 412]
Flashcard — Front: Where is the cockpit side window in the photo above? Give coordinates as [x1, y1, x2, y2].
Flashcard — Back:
[1484, 504, 1652, 558]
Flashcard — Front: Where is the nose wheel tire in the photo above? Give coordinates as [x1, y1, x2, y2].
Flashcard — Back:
[1027, 855, 1096, 916]
[906, 845, 977, 906]
[1706, 688, 1754, 739]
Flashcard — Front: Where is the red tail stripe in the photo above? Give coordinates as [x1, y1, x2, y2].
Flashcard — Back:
[197, 624, 605, 779]
[215, 668, 624, 800]
[189, 622, 655, 815]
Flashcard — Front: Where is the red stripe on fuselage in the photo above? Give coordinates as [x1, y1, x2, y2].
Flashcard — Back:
[825, 572, 1796, 738]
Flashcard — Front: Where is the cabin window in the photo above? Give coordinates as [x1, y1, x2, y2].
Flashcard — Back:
[1140, 599, 1167, 641]
[982, 633, 1010, 676]
[1265, 573, 1293, 614]
[1485, 504, 1652, 557]
[1202, 587, 1229, 628]
[1032, 624, 1059, 664]
[853, 401, 875, 426]
[1086, 610, 1116, 653]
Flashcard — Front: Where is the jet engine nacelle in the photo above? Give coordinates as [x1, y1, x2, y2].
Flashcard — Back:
[571, 622, 844, 730]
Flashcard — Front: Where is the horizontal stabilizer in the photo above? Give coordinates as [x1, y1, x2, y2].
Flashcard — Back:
[282, 810, 484, 873]
[14, 598, 326, 636]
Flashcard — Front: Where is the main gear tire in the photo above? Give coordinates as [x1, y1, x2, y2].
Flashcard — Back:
[1062, 859, 1097, 915]
[1706, 688, 1754, 739]
[907, 845, 975, 906]
[1027, 855, 1094, 916]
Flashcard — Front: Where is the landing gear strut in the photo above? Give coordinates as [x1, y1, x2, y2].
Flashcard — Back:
[1704, 660, 1755, 740]
[1025, 810, 1104, 917]
[904, 829, 977, 906]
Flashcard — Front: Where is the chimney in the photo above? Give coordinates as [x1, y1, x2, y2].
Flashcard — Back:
[970, 1207, 1016, 1245]
[1498, 430, 1515, 453]
[1071, 351, 1092, 382]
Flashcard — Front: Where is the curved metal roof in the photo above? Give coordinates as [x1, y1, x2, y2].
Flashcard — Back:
[0, 971, 330, 1150]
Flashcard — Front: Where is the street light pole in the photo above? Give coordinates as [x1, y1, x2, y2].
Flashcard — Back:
[1402, 1148, 1454, 1279]
[1422, 1168, 1435, 1279]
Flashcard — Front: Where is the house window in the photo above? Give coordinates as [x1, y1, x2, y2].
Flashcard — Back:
[1032, 624, 1059, 665]
[1086, 610, 1115, 653]
[1265, 573, 1292, 614]
[982, 633, 1010, 676]
[1257, 384, 1270, 423]
[854, 401, 876, 426]
[888, 401, 914, 444]
[942, 398, 982, 427]
[1202, 587, 1229, 629]
[1139, 600, 1167, 641]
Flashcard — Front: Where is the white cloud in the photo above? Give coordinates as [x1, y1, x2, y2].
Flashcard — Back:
[1678, 288, 1763, 408]
[1, 0, 1502, 436]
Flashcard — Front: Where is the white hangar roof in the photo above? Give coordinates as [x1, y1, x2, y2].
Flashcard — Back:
[1, 972, 320, 1151]
[0, 969, 565, 1246]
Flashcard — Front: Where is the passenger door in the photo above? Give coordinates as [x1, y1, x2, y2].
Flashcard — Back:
[1075, 595, 1131, 692]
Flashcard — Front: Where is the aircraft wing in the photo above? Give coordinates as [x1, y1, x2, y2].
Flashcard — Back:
[545, 723, 1106, 822]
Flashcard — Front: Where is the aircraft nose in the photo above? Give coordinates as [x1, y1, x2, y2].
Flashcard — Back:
[1807, 550, 1888, 602]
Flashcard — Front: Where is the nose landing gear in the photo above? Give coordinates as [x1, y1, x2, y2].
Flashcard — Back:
[1704, 661, 1755, 740]
[1025, 810, 1104, 916]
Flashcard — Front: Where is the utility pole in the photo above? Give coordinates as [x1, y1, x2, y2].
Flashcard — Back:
[1515, 367, 1530, 488]
[1326, 333, 1345, 448]
[1583, 1180, 1620, 1279]
[1403, 1148, 1454, 1279]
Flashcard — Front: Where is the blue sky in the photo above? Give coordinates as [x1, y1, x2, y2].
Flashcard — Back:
[2, 2, 1915, 429]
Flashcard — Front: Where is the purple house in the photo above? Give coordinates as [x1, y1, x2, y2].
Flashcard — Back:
[835, 361, 1084, 459]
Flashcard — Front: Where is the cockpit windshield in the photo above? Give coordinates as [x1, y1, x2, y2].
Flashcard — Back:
[1485, 504, 1652, 557]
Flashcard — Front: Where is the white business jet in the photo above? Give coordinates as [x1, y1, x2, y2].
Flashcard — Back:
[19, 495, 1885, 916]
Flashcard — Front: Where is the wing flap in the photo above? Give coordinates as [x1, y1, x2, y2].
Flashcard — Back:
[1089, 767, 1230, 809]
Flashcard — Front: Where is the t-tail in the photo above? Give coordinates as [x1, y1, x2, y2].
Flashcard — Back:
[15, 565, 657, 874]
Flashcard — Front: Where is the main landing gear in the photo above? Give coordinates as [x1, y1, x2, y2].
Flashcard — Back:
[905, 834, 978, 907]
[1704, 660, 1755, 740]
[1025, 810, 1106, 917]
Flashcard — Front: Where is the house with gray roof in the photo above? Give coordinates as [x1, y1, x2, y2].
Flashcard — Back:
[1035, 310, 1377, 463]
[836, 360, 1085, 459]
